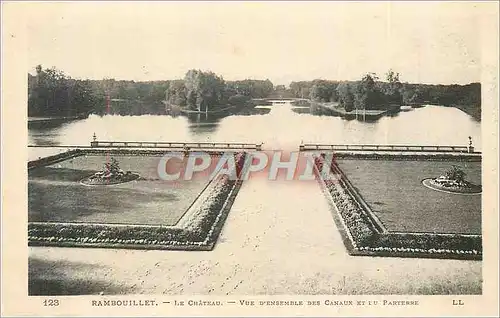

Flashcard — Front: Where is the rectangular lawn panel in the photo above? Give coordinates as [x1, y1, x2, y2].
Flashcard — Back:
[335, 159, 481, 234]
[29, 154, 212, 226]
[314, 155, 482, 260]
[28, 150, 246, 250]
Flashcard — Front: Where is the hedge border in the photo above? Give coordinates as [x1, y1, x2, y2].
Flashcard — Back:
[314, 157, 482, 260]
[323, 151, 482, 162]
[28, 149, 85, 170]
[28, 150, 246, 251]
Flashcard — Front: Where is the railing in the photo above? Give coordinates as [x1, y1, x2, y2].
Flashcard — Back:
[299, 144, 476, 153]
[28, 145, 93, 148]
[90, 140, 262, 151]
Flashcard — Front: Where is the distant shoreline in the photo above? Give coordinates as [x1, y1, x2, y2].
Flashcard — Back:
[311, 101, 480, 121]
[311, 101, 400, 119]
[28, 114, 88, 127]
[452, 104, 481, 121]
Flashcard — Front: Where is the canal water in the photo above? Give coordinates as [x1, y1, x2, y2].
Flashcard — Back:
[28, 102, 481, 160]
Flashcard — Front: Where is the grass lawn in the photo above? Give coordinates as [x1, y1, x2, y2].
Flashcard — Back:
[335, 159, 481, 234]
[29, 154, 214, 226]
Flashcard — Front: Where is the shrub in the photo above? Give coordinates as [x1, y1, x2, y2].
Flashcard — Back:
[445, 165, 466, 183]
[228, 94, 250, 106]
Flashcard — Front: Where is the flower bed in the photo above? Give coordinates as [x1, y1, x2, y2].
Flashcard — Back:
[314, 156, 482, 260]
[28, 152, 246, 251]
[80, 172, 140, 186]
[422, 178, 482, 194]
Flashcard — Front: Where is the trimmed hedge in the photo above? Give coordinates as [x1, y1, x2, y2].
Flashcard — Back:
[329, 152, 481, 162]
[28, 149, 84, 170]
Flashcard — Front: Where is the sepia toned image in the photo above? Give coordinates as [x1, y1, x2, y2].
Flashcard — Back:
[1, 1, 499, 317]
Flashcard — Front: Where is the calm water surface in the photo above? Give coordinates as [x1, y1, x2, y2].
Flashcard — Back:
[28, 102, 481, 160]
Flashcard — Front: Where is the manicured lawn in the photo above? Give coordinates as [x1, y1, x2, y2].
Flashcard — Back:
[335, 159, 481, 234]
[28, 155, 213, 226]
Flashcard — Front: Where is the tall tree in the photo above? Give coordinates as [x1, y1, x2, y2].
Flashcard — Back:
[336, 82, 355, 112]
[384, 69, 403, 105]
[354, 73, 382, 110]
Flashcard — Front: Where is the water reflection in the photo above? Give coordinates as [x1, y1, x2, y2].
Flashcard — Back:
[290, 107, 311, 115]
[236, 107, 271, 116]
[185, 107, 272, 135]
[28, 101, 482, 156]
[186, 113, 222, 135]
[292, 104, 384, 123]
[28, 123, 70, 146]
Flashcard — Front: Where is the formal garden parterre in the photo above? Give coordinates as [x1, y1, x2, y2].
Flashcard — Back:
[314, 153, 482, 260]
[28, 149, 246, 251]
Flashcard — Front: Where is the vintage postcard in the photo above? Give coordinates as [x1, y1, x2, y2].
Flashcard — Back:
[1, 1, 499, 317]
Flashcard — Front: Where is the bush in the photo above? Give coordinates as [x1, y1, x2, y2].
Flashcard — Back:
[445, 165, 466, 183]
[228, 94, 250, 106]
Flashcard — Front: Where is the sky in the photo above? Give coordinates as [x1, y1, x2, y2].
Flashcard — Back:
[18, 1, 491, 85]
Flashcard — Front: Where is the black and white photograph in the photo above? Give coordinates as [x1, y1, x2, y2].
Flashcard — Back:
[1, 1, 499, 316]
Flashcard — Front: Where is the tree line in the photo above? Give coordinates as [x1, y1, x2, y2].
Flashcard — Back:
[289, 70, 481, 118]
[165, 70, 274, 111]
[28, 65, 480, 119]
[28, 65, 104, 117]
[28, 65, 274, 117]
